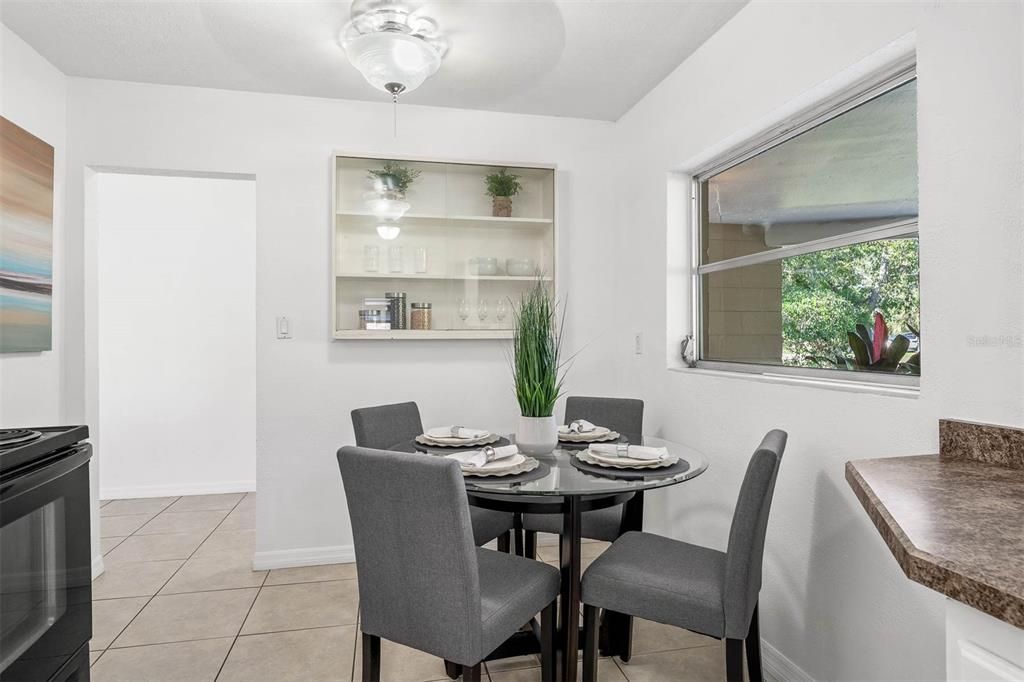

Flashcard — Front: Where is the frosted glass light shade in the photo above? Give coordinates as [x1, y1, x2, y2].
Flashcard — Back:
[366, 196, 411, 221]
[376, 224, 401, 240]
[344, 32, 442, 95]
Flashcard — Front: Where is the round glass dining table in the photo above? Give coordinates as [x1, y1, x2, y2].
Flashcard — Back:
[392, 436, 708, 682]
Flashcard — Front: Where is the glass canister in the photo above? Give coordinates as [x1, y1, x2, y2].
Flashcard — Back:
[410, 302, 432, 330]
[385, 292, 407, 330]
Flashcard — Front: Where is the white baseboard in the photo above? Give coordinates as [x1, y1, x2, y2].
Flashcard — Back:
[100, 479, 256, 500]
[91, 554, 105, 580]
[763, 639, 814, 682]
[252, 544, 355, 571]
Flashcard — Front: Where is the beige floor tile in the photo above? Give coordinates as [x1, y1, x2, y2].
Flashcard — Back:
[90, 597, 149, 650]
[103, 532, 207, 565]
[219, 625, 357, 682]
[217, 505, 256, 531]
[91, 637, 232, 682]
[264, 562, 358, 586]
[101, 497, 178, 517]
[90, 650, 103, 666]
[193, 529, 254, 561]
[353, 636, 451, 682]
[485, 654, 540, 674]
[135, 509, 229, 535]
[100, 514, 152, 538]
[487, 658, 623, 681]
[92, 560, 184, 599]
[629, 619, 718, 656]
[167, 492, 246, 512]
[616, 645, 725, 681]
[112, 588, 257, 647]
[537, 541, 609, 565]
[241, 579, 359, 634]
[160, 556, 267, 594]
[101, 537, 127, 554]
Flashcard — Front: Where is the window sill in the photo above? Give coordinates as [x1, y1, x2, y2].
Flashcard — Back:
[666, 365, 920, 399]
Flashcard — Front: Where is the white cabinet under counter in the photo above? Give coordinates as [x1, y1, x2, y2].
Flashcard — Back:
[330, 153, 556, 340]
[947, 599, 1024, 682]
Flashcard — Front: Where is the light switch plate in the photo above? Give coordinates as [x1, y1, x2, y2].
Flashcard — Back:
[276, 317, 292, 339]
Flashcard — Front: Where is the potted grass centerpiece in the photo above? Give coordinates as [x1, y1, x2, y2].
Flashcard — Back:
[511, 280, 567, 455]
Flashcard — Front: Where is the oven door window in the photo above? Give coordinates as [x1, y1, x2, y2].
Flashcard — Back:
[0, 498, 68, 672]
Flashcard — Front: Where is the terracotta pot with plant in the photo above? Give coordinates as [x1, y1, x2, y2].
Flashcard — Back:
[485, 168, 522, 218]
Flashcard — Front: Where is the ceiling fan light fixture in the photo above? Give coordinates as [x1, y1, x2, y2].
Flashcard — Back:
[342, 7, 446, 97]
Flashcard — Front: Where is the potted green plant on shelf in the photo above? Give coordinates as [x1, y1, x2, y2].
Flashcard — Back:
[367, 161, 421, 198]
[511, 280, 567, 455]
[485, 168, 522, 218]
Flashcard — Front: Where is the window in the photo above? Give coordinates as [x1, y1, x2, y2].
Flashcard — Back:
[693, 74, 919, 384]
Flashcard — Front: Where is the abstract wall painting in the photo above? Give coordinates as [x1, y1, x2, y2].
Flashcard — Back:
[1, 116, 54, 352]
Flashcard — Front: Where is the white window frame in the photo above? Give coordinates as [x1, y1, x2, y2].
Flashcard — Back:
[689, 63, 919, 388]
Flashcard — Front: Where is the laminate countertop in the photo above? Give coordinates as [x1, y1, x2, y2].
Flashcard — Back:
[847, 440, 1024, 626]
[846, 420, 1024, 629]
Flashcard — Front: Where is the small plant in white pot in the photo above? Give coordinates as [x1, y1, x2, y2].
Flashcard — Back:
[510, 280, 567, 455]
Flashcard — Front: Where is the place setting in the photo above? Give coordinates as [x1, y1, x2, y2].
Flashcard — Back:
[556, 419, 621, 448]
[570, 441, 692, 480]
[413, 425, 510, 451]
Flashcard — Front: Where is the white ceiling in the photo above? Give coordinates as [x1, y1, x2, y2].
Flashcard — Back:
[0, 0, 747, 121]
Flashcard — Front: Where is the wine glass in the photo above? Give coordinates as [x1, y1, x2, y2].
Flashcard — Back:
[496, 298, 508, 324]
[476, 298, 489, 324]
[458, 298, 470, 327]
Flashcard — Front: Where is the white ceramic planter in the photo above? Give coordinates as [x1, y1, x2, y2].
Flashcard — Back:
[516, 415, 558, 455]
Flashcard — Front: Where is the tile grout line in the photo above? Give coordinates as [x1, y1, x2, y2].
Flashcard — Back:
[212, 567, 269, 680]
[97, 494, 247, 656]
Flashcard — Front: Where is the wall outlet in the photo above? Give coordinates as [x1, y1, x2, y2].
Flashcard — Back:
[634, 332, 644, 355]
[276, 317, 292, 339]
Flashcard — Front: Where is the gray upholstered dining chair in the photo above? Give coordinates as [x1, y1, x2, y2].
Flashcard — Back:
[521, 396, 645, 554]
[337, 446, 559, 682]
[580, 429, 787, 682]
[350, 401, 515, 548]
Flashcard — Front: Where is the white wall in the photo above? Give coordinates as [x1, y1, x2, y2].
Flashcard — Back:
[96, 173, 257, 498]
[63, 81, 622, 569]
[0, 25, 67, 425]
[611, 2, 1024, 681]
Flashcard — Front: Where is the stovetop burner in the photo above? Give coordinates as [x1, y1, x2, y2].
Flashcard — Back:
[0, 429, 43, 448]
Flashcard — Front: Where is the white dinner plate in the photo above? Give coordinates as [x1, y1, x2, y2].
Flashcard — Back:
[416, 432, 499, 447]
[581, 448, 678, 470]
[557, 427, 620, 443]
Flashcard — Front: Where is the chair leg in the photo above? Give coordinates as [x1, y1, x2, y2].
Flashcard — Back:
[746, 603, 763, 682]
[541, 599, 557, 682]
[524, 529, 537, 559]
[497, 531, 510, 553]
[725, 638, 744, 682]
[443, 661, 462, 680]
[361, 633, 381, 682]
[582, 604, 600, 682]
[462, 663, 482, 682]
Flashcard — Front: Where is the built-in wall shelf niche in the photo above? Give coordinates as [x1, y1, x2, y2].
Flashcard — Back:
[331, 154, 556, 340]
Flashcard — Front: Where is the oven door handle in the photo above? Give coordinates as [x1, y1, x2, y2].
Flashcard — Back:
[0, 444, 92, 502]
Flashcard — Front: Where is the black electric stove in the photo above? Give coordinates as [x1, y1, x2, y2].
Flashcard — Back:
[0, 425, 92, 681]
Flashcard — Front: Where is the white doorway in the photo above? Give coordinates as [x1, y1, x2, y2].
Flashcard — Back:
[95, 172, 257, 499]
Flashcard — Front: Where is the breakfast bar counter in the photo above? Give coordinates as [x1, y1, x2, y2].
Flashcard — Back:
[846, 419, 1024, 680]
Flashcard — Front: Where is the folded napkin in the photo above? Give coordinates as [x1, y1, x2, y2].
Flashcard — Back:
[445, 444, 518, 469]
[558, 419, 597, 434]
[426, 425, 490, 440]
[590, 443, 668, 461]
